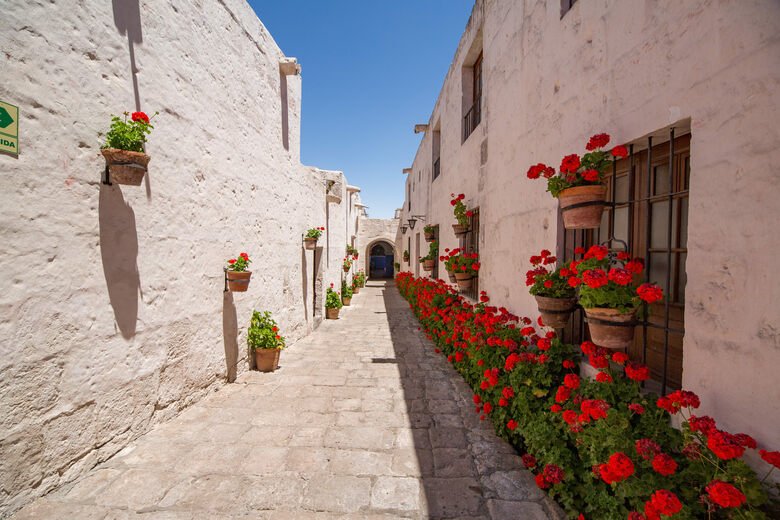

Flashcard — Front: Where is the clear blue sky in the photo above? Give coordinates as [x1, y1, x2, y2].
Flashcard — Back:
[248, 1, 474, 218]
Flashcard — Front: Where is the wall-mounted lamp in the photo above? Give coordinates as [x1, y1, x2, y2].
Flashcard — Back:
[407, 215, 425, 230]
[401, 225, 408, 234]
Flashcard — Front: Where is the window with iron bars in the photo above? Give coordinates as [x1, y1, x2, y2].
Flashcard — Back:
[463, 53, 482, 142]
[460, 208, 480, 300]
[557, 129, 689, 395]
[432, 225, 440, 280]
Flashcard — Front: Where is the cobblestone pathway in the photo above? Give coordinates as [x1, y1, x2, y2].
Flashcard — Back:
[14, 281, 562, 519]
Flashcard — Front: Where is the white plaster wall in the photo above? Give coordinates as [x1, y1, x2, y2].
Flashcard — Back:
[357, 218, 400, 275]
[400, 0, 780, 456]
[0, 0, 352, 513]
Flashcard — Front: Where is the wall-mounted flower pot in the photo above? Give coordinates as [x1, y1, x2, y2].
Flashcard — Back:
[343, 266, 350, 273]
[559, 185, 607, 229]
[101, 148, 150, 186]
[423, 259, 435, 272]
[304, 238, 318, 250]
[326, 308, 340, 320]
[584, 307, 636, 349]
[424, 232, 435, 243]
[446, 270, 457, 283]
[454, 273, 473, 291]
[535, 296, 577, 329]
[255, 348, 281, 372]
[452, 224, 469, 236]
[342, 296, 352, 306]
[226, 270, 252, 292]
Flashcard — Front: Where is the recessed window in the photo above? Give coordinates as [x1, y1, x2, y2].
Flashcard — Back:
[432, 122, 441, 181]
[463, 52, 483, 142]
[561, 0, 578, 17]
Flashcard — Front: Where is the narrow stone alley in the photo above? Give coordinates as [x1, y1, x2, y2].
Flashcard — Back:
[13, 281, 562, 520]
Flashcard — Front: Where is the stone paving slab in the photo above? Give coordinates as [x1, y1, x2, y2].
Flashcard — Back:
[12, 281, 564, 520]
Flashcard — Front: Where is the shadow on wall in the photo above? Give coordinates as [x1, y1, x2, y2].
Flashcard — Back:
[99, 185, 140, 339]
[111, 0, 152, 199]
[222, 291, 238, 382]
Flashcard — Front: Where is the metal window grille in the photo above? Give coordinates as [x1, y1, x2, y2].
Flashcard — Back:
[460, 208, 480, 300]
[557, 128, 689, 395]
[432, 225, 440, 280]
[463, 97, 481, 142]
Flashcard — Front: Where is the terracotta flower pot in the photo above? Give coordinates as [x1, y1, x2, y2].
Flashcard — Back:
[423, 259, 435, 272]
[304, 238, 317, 250]
[454, 272, 473, 291]
[226, 270, 252, 292]
[101, 148, 150, 186]
[353, 286, 360, 294]
[255, 348, 280, 372]
[584, 307, 636, 349]
[343, 266, 350, 273]
[452, 224, 469, 236]
[342, 296, 352, 306]
[534, 295, 577, 329]
[326, 307, 340, 320]
[447, 270, 457, 283]
[424, 232, 435, 243]
[558, 185, 607, 229]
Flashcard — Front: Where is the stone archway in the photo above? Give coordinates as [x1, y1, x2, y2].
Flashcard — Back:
[365, 240, 395, 279]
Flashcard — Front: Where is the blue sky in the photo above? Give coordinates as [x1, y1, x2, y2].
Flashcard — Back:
[248, 1, 474, 218]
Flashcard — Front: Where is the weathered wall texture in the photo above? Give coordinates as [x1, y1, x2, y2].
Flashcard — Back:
[0, 0, 358, 514]
[357, 217, 400, 275]
[398, 0, 780, 458]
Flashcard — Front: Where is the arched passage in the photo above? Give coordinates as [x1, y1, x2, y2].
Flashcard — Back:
[366, 240, 395, 279]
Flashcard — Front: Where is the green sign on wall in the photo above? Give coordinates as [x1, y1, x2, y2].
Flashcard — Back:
[0, 100, 19, 155]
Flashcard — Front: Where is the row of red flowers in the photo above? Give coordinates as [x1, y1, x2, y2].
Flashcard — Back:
[396, 272, 778, 519]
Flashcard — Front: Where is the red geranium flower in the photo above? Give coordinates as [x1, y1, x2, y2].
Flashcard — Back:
[582, 168, 600, 182]
[644, 490, 682, 518]
[582, 269, 608, 289]
[611, 352, 629, 364]
[586, 133, 610, 151]
[521, 453, 537, 468]
[607, 267, 633, 286]
[564, 373, 581, 389]
[759, 449, 780, 469]
[595, 371, 612, 383]
[706, 480, 746, 508]
[131, 111, 150, 124]
[635, 438, 662, 460]
[688, 415, 717, 435]
[651, 453, 678, 476]
[625, 362, 650, 382]
[612, 145, 629, 158]
[637, 283, 663, 303]
[707, 430, 746, 460]
[507, 419, 518, 431]
[599, 452, 634, 484]
[628, 403, 645, 415]
[560, 154, 581, 173]
[584, 245, 608, 260]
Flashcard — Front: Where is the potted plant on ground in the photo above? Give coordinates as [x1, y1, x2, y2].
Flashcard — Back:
[442, 248, 460, 283]
[421, 241, 438, 272]
[101, 111, 158, 186]
[342, 257, 352, 273]
[341, 281, 354, 306]
[423, 224, 436, 243]
[304, 227, 325, 250]
[567, 245, 663, 348]
[526, 133, 629, 229]
[247, 310, 285, 372]
[403, 250, 410, 263]
[225, 252, 251, 292]
[448, 251, 480, 291]
[526, 249, 577, 328]
[450, 193, 472, 236]
[325, 284, 343, 319]
[355, 270, 366, 290]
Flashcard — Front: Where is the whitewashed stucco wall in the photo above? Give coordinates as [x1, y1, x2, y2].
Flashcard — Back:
[0, 0, 353, 514]
[357, 217, 400, 275]
[399, 0, 780, 461]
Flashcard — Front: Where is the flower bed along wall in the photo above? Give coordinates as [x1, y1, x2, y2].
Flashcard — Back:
[395, 272, 778, 519]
